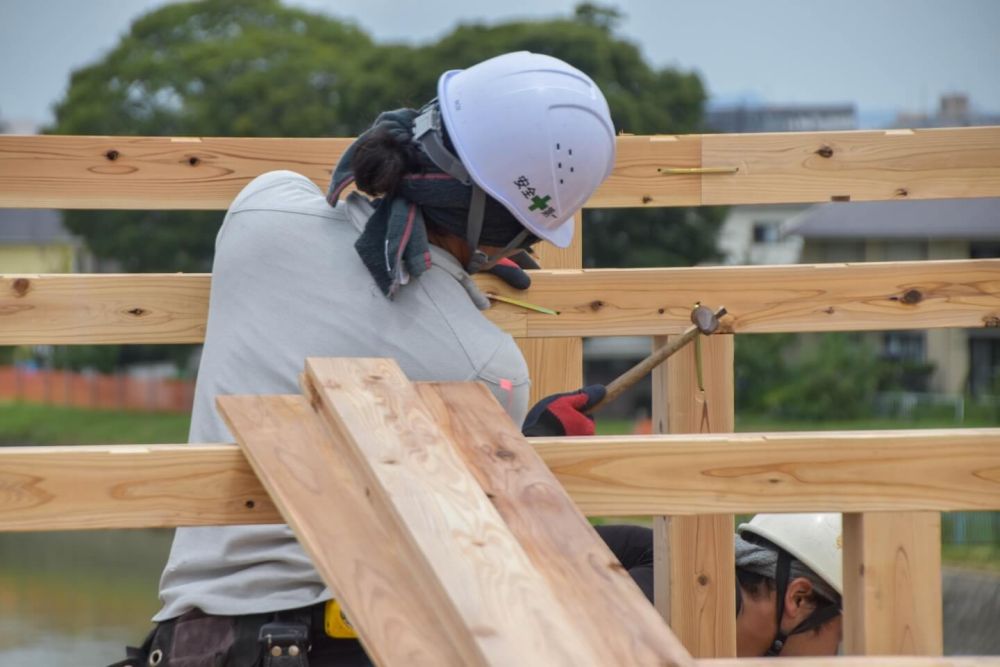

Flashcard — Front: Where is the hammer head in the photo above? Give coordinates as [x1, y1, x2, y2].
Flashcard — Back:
[690, 304, 727, 334]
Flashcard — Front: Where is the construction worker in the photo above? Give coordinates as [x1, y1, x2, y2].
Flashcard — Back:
[598, 513, 844, 658]
[734, 513, 843, 657]
[111, 51, 616, 667]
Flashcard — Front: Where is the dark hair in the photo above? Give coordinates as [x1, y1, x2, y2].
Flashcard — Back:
[736, 567, 776, 601]
[350, 125, 423, 197]
[735, 567, 839, 634]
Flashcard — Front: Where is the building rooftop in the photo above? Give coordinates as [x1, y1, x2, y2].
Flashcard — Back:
[787, 198, 1000, 240]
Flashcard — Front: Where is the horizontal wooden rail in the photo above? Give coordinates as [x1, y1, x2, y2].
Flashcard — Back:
[1, 127, 998, 209]
[700, 659, 1000, 666]
[1, 428, 997, 531]
[3, 258, 998, 344]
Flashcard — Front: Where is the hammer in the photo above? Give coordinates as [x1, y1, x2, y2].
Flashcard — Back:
[587, 304, 728, 414]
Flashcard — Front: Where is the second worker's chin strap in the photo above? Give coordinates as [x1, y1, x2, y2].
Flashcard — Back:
[764, 550, 843, 657]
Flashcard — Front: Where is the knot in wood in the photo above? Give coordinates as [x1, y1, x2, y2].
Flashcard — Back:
[894, 188, 909, 197]
[244, 499, 256, 509]
[495, 448, 516, 461]
[984, 315, 1000, 328]
[641, 195, 653, 204]
[815, 145, 834, 158]
[104, 149, 120, 161]
[126, 307, 147, 317]
[12, 278, 30, 297]
[187, 156, 201, 166]
[901, 289, 923, 305]
[697, 574, 710, 586]
[589, 300, 605, 311]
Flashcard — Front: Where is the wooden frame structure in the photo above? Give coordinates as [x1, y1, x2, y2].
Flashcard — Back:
[2, 128, 1000, 664]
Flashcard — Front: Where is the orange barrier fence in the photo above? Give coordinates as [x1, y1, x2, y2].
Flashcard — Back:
[0, 365, 194, 413]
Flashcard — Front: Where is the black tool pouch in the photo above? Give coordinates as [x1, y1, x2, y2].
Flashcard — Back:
[258, 620, 311, 667]
[106, 625, 158, 667]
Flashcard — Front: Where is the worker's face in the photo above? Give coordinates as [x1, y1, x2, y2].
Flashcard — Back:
[780, 614, 842, 656]
[736, 577, 842, 658]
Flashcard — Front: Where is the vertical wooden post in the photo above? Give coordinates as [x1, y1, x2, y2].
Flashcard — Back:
[652, 333, 737, 657]
[517, 214, 583, 403]
[843, 511, 944, 656]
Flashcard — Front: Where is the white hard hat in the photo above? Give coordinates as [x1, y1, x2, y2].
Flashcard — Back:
[436, 51, 616, 248]
[737, 513, 843, 595]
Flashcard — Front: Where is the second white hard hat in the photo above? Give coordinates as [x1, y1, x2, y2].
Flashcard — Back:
[737, 513, 843, 595]
[437, 51, 616, 248]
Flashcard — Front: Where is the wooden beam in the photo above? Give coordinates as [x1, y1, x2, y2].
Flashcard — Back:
[0, 429, 997, 531]
[700, 658, 1000, 667]
[301, 357, 599, 666]
[843, 512, 944, 656]
[701, 127, 1000, 205]
[516, 214, 583, 405]
[537, 429, 1000, 515]
[0, 444, 278, 531]
[216, 394, 474, 666]
[416, 382, 693, 667]
[2, 127, 998, 209]
[654, 335, 737, 658]
[5, 257, 999, 344]
[0, 273, 210, 344]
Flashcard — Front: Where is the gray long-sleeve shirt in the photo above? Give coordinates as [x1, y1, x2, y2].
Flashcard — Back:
[155, 170, 530, 620]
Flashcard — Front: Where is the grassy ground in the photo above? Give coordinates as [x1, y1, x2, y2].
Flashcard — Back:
[942, 544, 1000, 573]
[0, 401, 190, 446]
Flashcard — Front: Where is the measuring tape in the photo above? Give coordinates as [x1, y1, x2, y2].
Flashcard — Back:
[324, 599, 358, 639]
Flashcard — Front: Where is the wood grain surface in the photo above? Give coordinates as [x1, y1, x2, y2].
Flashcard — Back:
[302, 357, 598, 666]
[0, 443, 276, 531]
[843, 512, 944, 656]
[417, 381, 693, 667]
[217, 394, 475, 666]
[654, 335, 737, 657]
[700, 658, 1000, 667]
[1, 429, 996, 531]
[515, 215, 584, 404]
[4, 258, 998, 344]
[534, 428, 1000, 515]
[2, 128, 997, 209]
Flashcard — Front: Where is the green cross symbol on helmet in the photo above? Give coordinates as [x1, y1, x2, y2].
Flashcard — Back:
[529, 195, 551, 212]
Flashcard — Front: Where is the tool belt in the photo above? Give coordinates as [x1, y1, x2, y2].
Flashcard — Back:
[109, 602, 369, 667]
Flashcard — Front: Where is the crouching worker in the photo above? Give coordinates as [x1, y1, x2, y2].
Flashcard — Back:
[109, 50, 616, 667]
[592, 513, 844, 658]
[734, 513, 843, 657]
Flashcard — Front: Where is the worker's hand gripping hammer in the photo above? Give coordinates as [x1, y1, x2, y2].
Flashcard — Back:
[585, 304, 728, 414]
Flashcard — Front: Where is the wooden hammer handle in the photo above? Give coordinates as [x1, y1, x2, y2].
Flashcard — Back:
[586, 305, 727, 415]
[587, 325, 701, 414]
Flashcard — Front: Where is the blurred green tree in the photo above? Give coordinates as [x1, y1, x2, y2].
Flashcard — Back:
[50, 0, 720, 273]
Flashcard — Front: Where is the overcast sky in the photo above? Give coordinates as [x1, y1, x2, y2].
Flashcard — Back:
[2, 0, 999, 129]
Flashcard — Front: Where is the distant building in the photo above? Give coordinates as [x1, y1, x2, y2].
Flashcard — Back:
[0, 209, 84, 273]
[716, 204, 807, 266]
[706, 103, 856, 134]
[787, 198, 1000, 396]
[894, 93, 1000, 129]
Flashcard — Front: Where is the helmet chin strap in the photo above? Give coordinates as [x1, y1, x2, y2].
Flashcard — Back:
[464, 183, 533, 274]
[414, 101, 534, 275]
[765, 550, 842, 657]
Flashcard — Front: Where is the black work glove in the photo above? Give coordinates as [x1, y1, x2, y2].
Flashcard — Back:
[522, 385, 606, 437]
[484, 251, 540, 290]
